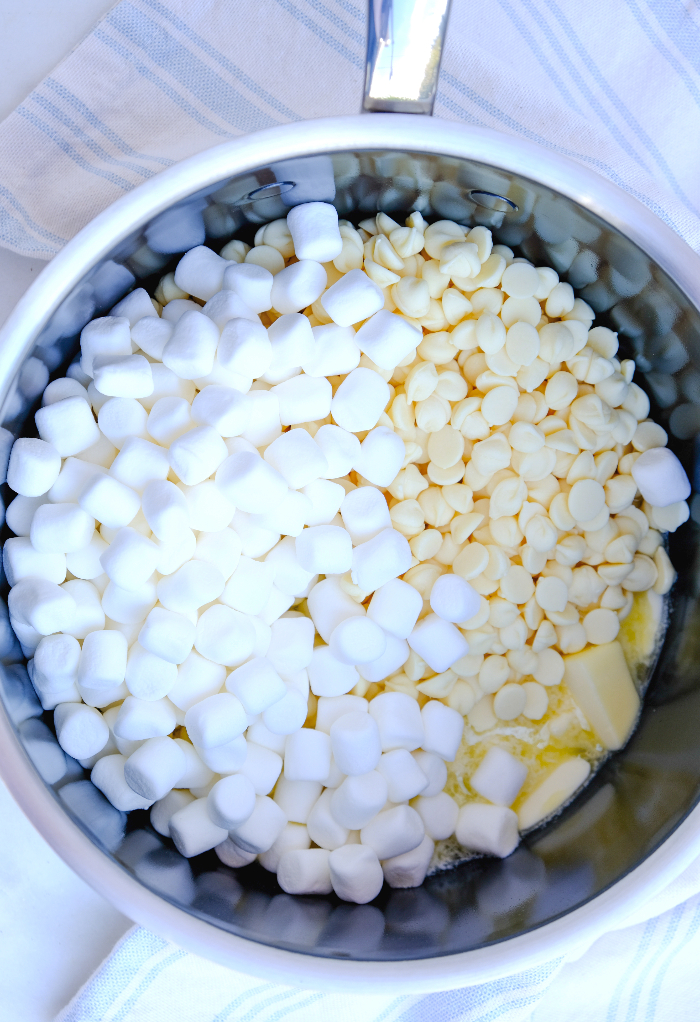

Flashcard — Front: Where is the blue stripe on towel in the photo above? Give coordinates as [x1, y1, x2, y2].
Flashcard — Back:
[273, 0, 364, 68]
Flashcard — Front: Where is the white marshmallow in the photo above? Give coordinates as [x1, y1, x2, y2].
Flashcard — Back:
[125, 643, 178, 700]
[377, 749, 428, 803]
[412, 750, 448, 797]
[131, 316, 173, 360]
[193, 528, 241, 579]
[101, 579, 157, 624]
[329, 616, 386, 666]
[352, 428, 404, 488]
[455, 803, 520, 857]
[150, 789, 195, 837]
[222, 262, 273, 313]
[143, 364, 195, 410]
[8, 577, 76, 635]
[172, 738, 213, 789]
[351, 528, 412, 593]
[259, 821, 312, 872]
[340, 486, 391, 545]
[124, 736, 186, 800]
[264, 429, 328, 490]
[174, 245, 228, 300]
[302, 478, 346, 526]
[429, 573, 480, 624]
[632, 446, 690, 508]
[361, 805, 425, 860]
[236, 741, 283, 794]
[179, 481, 236, 534]
[306, 788, 349, 849]
[30, 502, 94, 554]
[421, 700, 464, 762]
[109, 437, 169, 490]
[222, 556, 275, 615]
[331, 367, 390, 433]
[202, 289, 258, 329]
[315, 694, 368, 733]
[7, 439, 61, 497]
[272, 374, 332, 425]
[31, 633, 81, 709]
[100, 527, 159, 590]
[356, 310, 421, 371]
[161, 298, 200, 323]
[141, 480, 189, 541]
[329, 844, 384, 904]
[273, 779, 323, 827]
[169, 797, 229, 857]
[331, 770, 388, 829]
[80, 316, 131, 376]
[270, 260, 327, 314]
[265, 313, 316, 382]
[66, 533, 109, 581]
[18, 717, 66, 784]
[302, 325, 361, 377]
[284, 728, 332, 781]
[185, 692, 247, 748]
[35, 397, 100, 458]
[247, 720, 287, 754]
[367, 579, 423, 639]
[98, 399, 148, 450]
[54, 702, 109, 760]
[295, 524, 352, 575]
[6, 493, 50, 536]
[195, 734, 247, 774]
[91, 754, 154, 811]
[191, 386, 249, 440]
[138, 607, 195, 665]
[470, 746, 528, 807]
[330, 711, 382, 775]
[308, 645, 359, 697]
[195, 604, 255, 666]
[265, 536, 315, 595]
[382, 834, 435, 889]
[306, 576, 365, 643]
[206, 773, 257, 829]
[278, 848, 332, 895]
[215, 837, 257, 868]
[3, 537, 66, 586]
[158, 559, 226, 615]
[79, 473, 140, 529]
[168, 651, 226, 711]
[357, 633, 410, 682]
[314, 424, 361, 479]
[112, 696, 177, 740]
[42, 377, 88, 406]
[250, 488, 311, 539]
[161, 309, 218, 381]
[218, 318, 272, 377]
[287, 203, 342, 262]
[229, 795, 287, 853]
[369, 692, 425, 752]
[60, 579, 105, 640]
[321, 269, 384, 327]
[240, 391, 281, 447]
[93, 354, 154, 399]
[226, 657, 286, 714]
[408, 614, 470, 673]
[414, 793, 459, 840]
[169, 426, 228, 486]
[262, 687, 308, 735]
[108, 289, 157, 327]
[216, 451, 287, 513]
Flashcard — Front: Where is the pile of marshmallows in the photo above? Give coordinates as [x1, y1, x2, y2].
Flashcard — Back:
[4, 201, 690, 905]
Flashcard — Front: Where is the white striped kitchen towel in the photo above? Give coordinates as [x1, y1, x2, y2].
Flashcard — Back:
[54, 853, 700, 1022]
[0, 0, 699, 259]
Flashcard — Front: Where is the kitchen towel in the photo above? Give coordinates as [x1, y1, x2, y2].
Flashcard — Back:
[55, 853, 700, 1022]
[0, 0, 699, 260]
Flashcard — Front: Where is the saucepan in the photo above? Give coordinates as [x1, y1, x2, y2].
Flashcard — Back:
[1, 0, 700, 992]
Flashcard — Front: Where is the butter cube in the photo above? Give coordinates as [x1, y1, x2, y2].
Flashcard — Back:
[517, 757, 591, 830]
[563, 641, 640, 750]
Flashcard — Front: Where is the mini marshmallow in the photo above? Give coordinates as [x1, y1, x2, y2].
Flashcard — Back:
[141, 480, 189, 541]
[330, 711, 382, 776]
[31, 633, 81, 709]
[158, 559, 226, 614]
[367, 579, 423, 639]
[307, 576, 365, 643]
[265, 313, 315, 382]
[287, 203, 342, 262]
[184, 692, 247, 748]
[295, 524, 353, 575]
[98, 399, 148, 450]
[302, 479, 346, 526]
[6, 494, 49, 536]
[278, 848, 332, 895]
[8, 577, 76, 636]
[169, 426, 228, 486]
[369, 692, 425, 752]
[169, 797, 229, 857]
[193, 528, 241, 579]
[195, 734, 247, 774]
[251, 487, 311, 538]
[42, 377, 88, 406]
[100, 527, 159, 590]
[455, 803, 520, 857]
[35, 396, 101, 458]
[131, 316, 173, 360]
[377, 749, 428, 802]
[412, 751, 449, 797]
[190, 386, 248, 439]
[215, 836, 257, 868]
[222, 556, 275, 615]
[216, 451, 287, 513]
[218, 318, 272, 377]
[138, 607, 195, 665]
[54, 702, 109, 760]
[414, 792, 459, 840]
[112, 696, 177, 740]
[273, 779, 323, 827]
[125, 643, 178, 700]
[226, 657, 286, 714]
[361, 805, 425, 860]
[329, 617, 386, 666]
[284, 728, 332, 781]
[61, 579, 105, 640]
[265, 537, 316, 596]
[470, 746, 528, 807]
[239, 390, 281, 447]
[223, 262, 273, 313]
[329, 844, 384, 904]
[206, 773, 256, 830]
[331, 770, 388, 830]
[272, 374, 332, 425]
[202, 289, 258, 329]
[357, 633, 410, 682]
[429, 573, 480, 624]
[265, 615, 315, 675]
[306, 788, 349, 849]
[232, 509, 279, 557]
[408, 614, 470, 674]
[302, 324, 360, 378]
[271, 260, 327, 315]
[124, 736, 186, 801]
[632, 447, 690, 508]
[421, 700, 464, 762]
[340, 486, 391, 545]
[168, 651, 226, 712]
[314, 424, 361, 479]
[353, 427, 405, 488]
[264, 429, 328, 490]
[66, 533, 110, 580]
[79, 473, 140, 529]
[7, 439, 61, 497]
[229, 795, 287, 853]
[262, 688, 308, 735]
[3, 538, 66, 586]
[351, 528, 412, 594]
[150, 789, 195, 837]
[321, 269, 384, 327]
[331, 368, 390, 433]
[93, 354, 154, 399]
[92, 754, 154, 811]
[178, 481, 235, 534]
[80, 316, 131, 376]
[111, 288, 158, 326]
[308, 645, 359, 697]
[195, 605, 255, 666]
[101, 579, 156, 624]
[30, 502, 94, 554]
[174, 245, 228, 300]
[162, 310, 219, 380]
[109, 437, 169, 490]
[315, 694, 368, 733]
[236, 741, 283, 795]
[382, 834, 435, 889]
[355, 310, 421, 371]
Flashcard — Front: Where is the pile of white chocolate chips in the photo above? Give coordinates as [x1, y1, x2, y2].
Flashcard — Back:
[4, 203, 692, 904]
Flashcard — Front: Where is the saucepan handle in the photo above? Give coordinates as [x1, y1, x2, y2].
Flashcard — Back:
[363, 0, 452, 115]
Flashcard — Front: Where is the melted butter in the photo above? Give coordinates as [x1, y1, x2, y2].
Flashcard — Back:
[431, 590, 663, 872]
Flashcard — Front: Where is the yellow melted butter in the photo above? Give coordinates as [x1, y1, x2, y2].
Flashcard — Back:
[432, 590, 663, 871]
